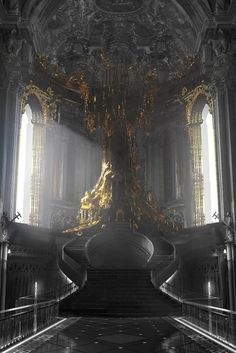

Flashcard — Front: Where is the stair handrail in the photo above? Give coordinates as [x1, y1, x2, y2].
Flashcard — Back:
[0, 300, 56, 315]
[182, 300, 236, 346]
[183, 300, 236, 314]
[16, 281, 78, 306]
[59, 238, 87, 288]
[0, 299, 58, 350]
[160, 281, 220, 303]
[150, 254, 174, 262]
[151, 241, 179, 288]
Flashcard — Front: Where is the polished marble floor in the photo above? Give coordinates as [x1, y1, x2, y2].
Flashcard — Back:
[10, 317, 231, 353]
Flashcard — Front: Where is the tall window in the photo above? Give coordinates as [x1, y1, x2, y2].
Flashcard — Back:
[189, 97, 219, 226]
[15, 99, 45, 226]
[16, 105, 33, 223]
[201, 104, 219, 223]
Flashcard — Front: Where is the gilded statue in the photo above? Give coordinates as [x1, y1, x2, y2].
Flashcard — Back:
[65, 161, 114, 233]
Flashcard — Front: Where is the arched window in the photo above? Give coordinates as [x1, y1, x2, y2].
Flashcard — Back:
[189, 96, 219, 226]
[15, 96, 46, 226]
[15, 104, 33, 224]
[201, 104, 219, 223]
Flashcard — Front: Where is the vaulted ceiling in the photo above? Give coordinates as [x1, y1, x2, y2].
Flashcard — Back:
[1, 0, 235, 91]
[2, 1, 234, 58]
[32, 1, 205, 87]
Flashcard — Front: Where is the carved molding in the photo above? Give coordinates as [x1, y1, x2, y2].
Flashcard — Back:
[94, 0, 148, 14]
[21, 83, 61, 123]
[182, 84, 213, 125]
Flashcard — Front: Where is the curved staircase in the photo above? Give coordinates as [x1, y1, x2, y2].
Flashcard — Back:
[59, 227, 180, 317]
[59, 236, 91, 288]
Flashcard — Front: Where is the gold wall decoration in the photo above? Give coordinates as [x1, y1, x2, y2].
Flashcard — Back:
[21, 83, 49, 122]
[128, 174, 183, 233]
[21, 82, 61, 123]
[182, 84, 213, 126]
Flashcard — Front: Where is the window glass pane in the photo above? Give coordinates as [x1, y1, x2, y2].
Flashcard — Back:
[15, 105, 33, 223]
[201, 104, 219, 223]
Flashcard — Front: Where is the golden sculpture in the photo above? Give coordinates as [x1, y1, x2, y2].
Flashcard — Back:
[64, 161, 114, 233]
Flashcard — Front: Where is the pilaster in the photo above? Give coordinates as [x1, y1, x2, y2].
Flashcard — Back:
[0, 26, 31, 216]
[201, 25, 236, 236]
[201, 22, 236, 310]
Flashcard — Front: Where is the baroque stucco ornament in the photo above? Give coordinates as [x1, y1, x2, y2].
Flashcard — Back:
[39, 0, 195, 86]
[94, 0, 147, 13]
[182, 84, 213, 126]
[21, 83, 61, 123]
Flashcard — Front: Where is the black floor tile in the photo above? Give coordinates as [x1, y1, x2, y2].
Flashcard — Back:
[9, 316, 232, 353]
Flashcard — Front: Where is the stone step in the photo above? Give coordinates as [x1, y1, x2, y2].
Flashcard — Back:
[60, 269, 180, 317]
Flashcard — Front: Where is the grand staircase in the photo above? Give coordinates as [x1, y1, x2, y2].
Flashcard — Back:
[59, 269, 181, 317]
[59, 232, 177, 287]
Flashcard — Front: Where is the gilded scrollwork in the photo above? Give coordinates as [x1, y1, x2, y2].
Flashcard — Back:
[21, 82, 61, 123]
[182, 84, 213, 126]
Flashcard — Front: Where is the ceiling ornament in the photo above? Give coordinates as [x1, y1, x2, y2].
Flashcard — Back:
[38, 0, 196, 138]
[40, 0, 196, 85]
[94, 0, 146, 14]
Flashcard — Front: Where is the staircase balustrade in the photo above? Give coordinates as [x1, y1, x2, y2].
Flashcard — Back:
[182, 301, 236, 346]
[59, 239, 87, 288]
[0, 300, 58, 351]
[160, 281, 221, 305]
[151, 249, 179, 288]
[16, 282, 78, 307]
